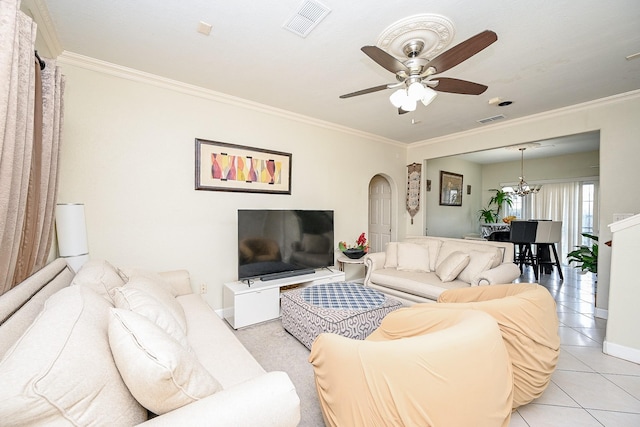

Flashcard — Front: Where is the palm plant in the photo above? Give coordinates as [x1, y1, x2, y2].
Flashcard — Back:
[567, 233, 598, 274]
[478, 189, 513, 223]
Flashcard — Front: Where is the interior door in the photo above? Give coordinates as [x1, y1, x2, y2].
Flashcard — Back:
[368, 175, 392, 253]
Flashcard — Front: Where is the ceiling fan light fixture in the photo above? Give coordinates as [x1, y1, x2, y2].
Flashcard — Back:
[407, 81, 427, 100]
[401, 98, 417, 112]
[420, 87, 438, 106]
[389, 88, 407, 108]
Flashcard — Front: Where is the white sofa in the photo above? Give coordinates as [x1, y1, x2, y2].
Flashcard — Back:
[364, 236, 521, 304]
[0, 258, 300, 426]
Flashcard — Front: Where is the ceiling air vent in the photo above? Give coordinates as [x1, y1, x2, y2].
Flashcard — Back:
[477, 114, 506, 124]
[283, 0, 331, 38]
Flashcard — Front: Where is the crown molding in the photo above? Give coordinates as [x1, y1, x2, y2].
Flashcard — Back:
[21, 0, 63, 56]
[57, 51, 404, 148]
[410, 89, 640, 149]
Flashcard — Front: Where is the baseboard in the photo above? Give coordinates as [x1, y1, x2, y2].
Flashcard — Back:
[603, 340, 640, 364]
[594, 307, 608, 319]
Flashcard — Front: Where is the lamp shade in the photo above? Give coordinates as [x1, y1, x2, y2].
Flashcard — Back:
[55, 203, 89, 271]
[420, 87, 438, 106]
[389, 89, 407, 108]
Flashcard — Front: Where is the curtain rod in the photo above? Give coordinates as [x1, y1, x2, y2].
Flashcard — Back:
[34, 50, 45, 70]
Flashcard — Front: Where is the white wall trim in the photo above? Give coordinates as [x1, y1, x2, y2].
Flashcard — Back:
[595, 307, 608, 319]
[603, 340, 640, 364]
[56, 51, 404, 148]
[21, 0, 63, 56]
[410, 89, 640, 149]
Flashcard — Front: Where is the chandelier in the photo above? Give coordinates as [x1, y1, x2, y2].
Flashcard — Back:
[503, 148, 541, 197]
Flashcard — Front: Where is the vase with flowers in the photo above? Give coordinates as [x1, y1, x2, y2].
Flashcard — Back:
[338, 232, 369, 259]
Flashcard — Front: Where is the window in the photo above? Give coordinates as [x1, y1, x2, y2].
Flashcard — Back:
[580, 182, 597, 245]
[503, 181, 598, 262]
[505, 195, 523, 219]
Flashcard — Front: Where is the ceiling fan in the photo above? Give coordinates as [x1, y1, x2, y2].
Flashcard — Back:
[339, 30, 498, 114]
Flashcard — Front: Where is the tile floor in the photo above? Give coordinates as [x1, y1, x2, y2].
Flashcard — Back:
[509, 265, 640, 426]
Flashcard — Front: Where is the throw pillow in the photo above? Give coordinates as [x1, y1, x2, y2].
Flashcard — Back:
[123, 268, 178, 296]
[435, 251, 471, 282]
[108, 309, 222, 415]
[396, 242, 430, 273]
[457, 251, 497, 284]
[0, 286, 146, 425]
[70, 259, 126, 302]
[383, 242, 399, 269]
[121, 275, 187, 332]
[112, 286, 190, 348]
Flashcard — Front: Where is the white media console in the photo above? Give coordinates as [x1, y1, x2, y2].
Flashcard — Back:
[223, 268, 345, 329]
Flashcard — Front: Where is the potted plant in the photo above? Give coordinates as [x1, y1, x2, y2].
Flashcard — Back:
[567, 233, 598, 275]
[338, 232, 369, 259]
[478, 189, 513, 223]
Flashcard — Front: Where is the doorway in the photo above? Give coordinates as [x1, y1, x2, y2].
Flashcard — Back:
[368, 175, 392, 253]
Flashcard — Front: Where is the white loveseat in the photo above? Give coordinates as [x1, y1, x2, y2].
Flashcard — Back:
[0, 258, 300, 426]
[364, 236, 521, 304]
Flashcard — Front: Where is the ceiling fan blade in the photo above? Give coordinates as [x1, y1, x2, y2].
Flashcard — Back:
[428, 30, 497, 74]
[361, 46, 409, 74]
[339, 84, 390, 99]
[432, 77, 488, 95]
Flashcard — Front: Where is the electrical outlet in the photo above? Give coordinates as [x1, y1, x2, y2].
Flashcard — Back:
[200, 283, 207, 294]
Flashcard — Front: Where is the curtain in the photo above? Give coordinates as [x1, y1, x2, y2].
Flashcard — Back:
[0, 0, 65, 294]
[530, 182, 581, 263]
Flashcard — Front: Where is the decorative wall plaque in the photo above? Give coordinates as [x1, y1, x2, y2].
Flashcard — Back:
[406, 163, 422, 224]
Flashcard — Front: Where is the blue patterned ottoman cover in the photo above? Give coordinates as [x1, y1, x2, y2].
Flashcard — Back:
[280, 282, 403, 350]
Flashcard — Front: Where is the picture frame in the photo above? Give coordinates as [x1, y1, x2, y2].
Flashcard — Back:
[439, 170, 463, 206]
[195, 138, 292, 194]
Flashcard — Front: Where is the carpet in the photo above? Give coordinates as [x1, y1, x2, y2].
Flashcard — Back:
[231, 319, 324, 427]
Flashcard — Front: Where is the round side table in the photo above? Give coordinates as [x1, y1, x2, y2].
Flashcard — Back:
[336, 254, 365, 272]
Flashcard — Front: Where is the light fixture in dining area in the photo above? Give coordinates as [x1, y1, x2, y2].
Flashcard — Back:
[502, 147, 541, 197]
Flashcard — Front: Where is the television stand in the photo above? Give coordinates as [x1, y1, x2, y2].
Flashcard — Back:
[223, 268, 345, 329]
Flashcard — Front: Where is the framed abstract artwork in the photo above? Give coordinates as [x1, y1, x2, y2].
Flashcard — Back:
[439, 170, 463, 206]
[195, 138, 292, 194]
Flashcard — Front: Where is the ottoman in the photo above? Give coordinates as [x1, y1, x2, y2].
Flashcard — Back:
[281, 282, 402, 349]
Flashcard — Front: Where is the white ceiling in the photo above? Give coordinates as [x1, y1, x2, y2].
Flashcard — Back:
[23, 0, 640, 146]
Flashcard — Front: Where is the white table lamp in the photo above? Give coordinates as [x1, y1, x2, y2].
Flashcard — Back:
[55, 203, 89, 272]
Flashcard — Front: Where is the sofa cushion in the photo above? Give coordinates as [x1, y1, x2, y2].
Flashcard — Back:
[108, 308, 222, 415]
[369, 269, 468, 300]
[121, 275, 187, 332]
[383, 242, 399, 269]
[397, 242, 430, 273]
[457, 251, 497, 284]
[436, 241, 503, 270]
[112, 286, 190, 348]
[436, 251, 470, 282]
[70, 259, 127, 302]
[404, 237, 443, 271]
[124, 268, 179, 296]
[0, 286, 146, 425]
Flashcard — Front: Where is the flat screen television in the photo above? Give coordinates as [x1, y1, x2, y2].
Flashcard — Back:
[237, 209, 334, 281]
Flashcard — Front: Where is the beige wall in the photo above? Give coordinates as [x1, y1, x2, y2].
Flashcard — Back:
[55, 57, 407, 309]
[408, 91, 640, 317]
[424, 157, 483, 237]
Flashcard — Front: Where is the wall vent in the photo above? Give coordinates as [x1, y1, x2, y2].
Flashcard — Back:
[477, 114, 506, 124]
[283, 0, 331, 38]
